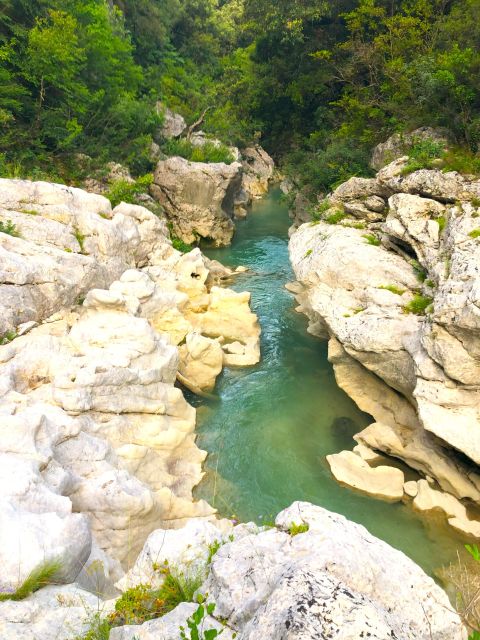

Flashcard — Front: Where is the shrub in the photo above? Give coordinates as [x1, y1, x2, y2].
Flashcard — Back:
[163, 138, 235, 165]
[0, 219, 20, 237]
[436, 215, 446, 232]
[171, 236, 193, 253]
[0, 559, 61, 601]
[469, 228, 480, 239]
[310, 199, 331, 222]
[105, 173, 153, 208]
[108, 565, 203, 628]
[401, 138, 444, 175]
[362, 233, 381, 246]
[403, 294, 433, 315]
[441, 148, 480, 176]
[442, 544, 480, 636]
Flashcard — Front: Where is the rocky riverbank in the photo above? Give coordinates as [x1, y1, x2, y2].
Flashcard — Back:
[288, 131, 480, 540]
[0, 167, 469, 639]
[0, 178, 259, 593]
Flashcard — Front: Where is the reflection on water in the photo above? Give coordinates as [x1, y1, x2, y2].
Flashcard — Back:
[192, 188, 467, 576]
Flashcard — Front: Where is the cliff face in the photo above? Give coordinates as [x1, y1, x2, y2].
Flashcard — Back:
[289, 155, 480, 538]
[0, 178, 260, 593]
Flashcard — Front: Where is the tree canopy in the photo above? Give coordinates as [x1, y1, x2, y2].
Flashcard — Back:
[1, 0, 479, 190]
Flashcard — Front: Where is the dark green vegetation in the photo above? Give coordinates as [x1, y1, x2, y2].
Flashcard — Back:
[2, 1, 480, 191]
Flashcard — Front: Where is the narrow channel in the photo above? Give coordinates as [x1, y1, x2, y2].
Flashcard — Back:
[193, 187, 465, 576]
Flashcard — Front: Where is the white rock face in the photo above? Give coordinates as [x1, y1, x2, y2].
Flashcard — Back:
[289, 160, 480, 537]
[241, 145, 275, 200]
[0, 179, 261, 593]
[0, 584, 111, 640]
[157, 103, 187, 139]
[199, 502, 465, 639]
[151, 156, 243, 246]
[104, 502, 465, 640]
[0, 178, 170, 334]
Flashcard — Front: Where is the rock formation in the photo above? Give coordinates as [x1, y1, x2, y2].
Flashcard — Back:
[1, 502, 465, 639]
[0, 178, 260, 597]
[151, 156, 243, 246]
[289, 155, 480, 537]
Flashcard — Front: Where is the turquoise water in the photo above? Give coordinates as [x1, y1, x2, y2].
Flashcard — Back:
[193, 188, 466, 576]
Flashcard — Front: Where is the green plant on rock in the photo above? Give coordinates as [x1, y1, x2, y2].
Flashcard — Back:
[207, 540, 222, 565]
[0, 559, 61, 601]
[410, 259, 427, 283]
[180, 601, 231, 640]
[0, 330, 17, 345]
[0, 219, 20, 237]
[105, 173, 153, 208]
[436, 215, 447, 233]
[163, 138, 234, 165]
[378, 284, 405, 296]
[325, 210, 345, 225]
[403, 294, 433, 316]
[362, 233, 380, 246]
[471, 197, 480, 208]
[74, 613, 111, 640]
[108, 564, 203, 628]
[73, 228, 86, 254]
[310, 199, 331, 222]
[288, 522, 309, 536]
[304, 248, 313, 258]
[469, 228, 480, 239]
[401, 138, 444, 175]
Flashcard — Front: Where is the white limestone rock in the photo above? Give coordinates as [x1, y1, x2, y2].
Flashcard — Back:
[327, 450, 405, 502]
[201, 502, 465, 639]
[151, 156, 243, 246]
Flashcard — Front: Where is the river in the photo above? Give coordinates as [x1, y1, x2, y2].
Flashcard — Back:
[192, 187, 466, 577]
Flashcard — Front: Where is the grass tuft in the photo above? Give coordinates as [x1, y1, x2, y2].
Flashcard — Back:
[0, 559, 62, 601]
[378, 284, 405, 296]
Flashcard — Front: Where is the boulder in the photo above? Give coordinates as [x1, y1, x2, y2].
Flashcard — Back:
[289, 164, 480, 531]
[178, 332, 224, 392]
[200, 502, 465, 639]
[371, 127, 451, 170]
[151, 157, 243, 246]
[0, 179, 171, 334]
[157, 103, 187, 139]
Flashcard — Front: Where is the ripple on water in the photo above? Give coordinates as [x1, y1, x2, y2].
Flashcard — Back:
[192, 188, 469, 577]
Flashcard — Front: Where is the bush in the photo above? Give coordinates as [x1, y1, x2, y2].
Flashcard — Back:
[108, 565, 203, 628]
[288, 522, 309, 536]
[469, 228, 480, 239]
[442, 544, 480, 637]
[163, 138, 235, 164]
[401, 138, 444, 174]
[105, 174, 153, 208]
[285, 140, 372, 197]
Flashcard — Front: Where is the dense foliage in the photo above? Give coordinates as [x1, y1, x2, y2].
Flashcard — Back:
[1, 0, 480, 191]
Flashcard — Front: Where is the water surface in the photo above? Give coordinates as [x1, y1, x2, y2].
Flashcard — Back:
[193, 188, 466, 576]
